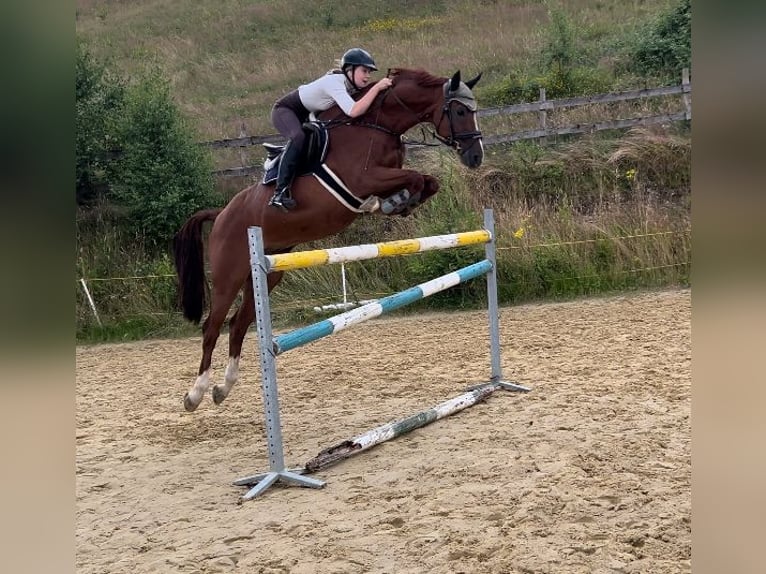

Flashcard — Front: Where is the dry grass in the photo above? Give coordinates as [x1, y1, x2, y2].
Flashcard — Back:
[76, 0, 677, 138]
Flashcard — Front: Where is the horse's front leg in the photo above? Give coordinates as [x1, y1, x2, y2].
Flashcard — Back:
[399, 174, 440, 216]
[211, 270, 284, 406]
[367, 166, 426, 198]
[364, 167, 428, 214]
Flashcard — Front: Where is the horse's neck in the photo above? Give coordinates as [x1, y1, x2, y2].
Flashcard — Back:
[317, 83, 440, 135]
[317, 107, 348, 123]
[377, 83, 442, 135]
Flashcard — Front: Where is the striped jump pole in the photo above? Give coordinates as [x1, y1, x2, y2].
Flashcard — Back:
[234, 208, 529, 499]
[265, 229, 491, 272]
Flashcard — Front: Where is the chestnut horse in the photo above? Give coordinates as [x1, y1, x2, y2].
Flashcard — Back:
[173, 67, 484, 411]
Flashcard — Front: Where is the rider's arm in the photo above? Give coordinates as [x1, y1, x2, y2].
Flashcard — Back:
[347, 80, 391, 118]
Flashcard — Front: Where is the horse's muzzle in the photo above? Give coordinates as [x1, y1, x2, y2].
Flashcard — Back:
[459, 137, 484, 168]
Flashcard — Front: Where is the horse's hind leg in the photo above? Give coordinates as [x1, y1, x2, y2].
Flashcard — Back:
[212, 277, 254, 405]
[183, 275, 246, 412]
[211, 271, 285, 405]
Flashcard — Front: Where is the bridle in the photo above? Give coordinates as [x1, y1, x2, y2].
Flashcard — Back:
[431, 98, 483, 151]
[383, 85, 483, 152]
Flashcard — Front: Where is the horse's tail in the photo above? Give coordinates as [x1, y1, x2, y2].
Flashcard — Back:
[172, 208, 222, 324]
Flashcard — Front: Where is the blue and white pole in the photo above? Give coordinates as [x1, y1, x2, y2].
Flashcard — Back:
[273, 259, 492, 355]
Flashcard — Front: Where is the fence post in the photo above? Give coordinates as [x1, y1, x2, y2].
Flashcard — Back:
[238, 122, 248, 169]
[681, 68, 691, 120]
[538, 87, 547, 130]
[482, 209, 528, 392]
[483, 209, 502, 382]
[340, 263, 348, 307]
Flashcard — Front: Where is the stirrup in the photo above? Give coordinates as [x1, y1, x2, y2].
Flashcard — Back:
[269, 191, 297, 211]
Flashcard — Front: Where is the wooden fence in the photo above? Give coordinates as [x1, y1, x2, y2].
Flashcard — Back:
[205, 69, 691, 178]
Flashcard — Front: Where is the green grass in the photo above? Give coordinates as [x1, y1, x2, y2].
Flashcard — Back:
[77, 313, 200, 344]
[76, 127, 690, 343]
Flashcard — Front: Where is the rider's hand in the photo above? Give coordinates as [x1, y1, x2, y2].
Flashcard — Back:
[376, 77, 393, 91]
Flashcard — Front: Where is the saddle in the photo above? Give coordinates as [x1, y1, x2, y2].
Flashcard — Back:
[262, 122, 328, 182]
[262, 123, 379, 213]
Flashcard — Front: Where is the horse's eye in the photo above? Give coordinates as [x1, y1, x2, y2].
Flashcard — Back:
[456, 108, 465, 117]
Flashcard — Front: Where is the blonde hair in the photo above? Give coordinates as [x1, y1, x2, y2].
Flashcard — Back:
[326, 58, 344, 74]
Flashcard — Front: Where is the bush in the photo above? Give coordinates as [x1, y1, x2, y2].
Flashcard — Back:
[76, 41, 125, 206]
[542, 6, 577, 74]
[76, 41, 217, 249]
[108, 70, 217, 247]
[479, 7, 612, 105]
[630, 0, 691, 80]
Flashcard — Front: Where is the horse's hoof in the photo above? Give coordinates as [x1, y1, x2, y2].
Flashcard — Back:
[212, 385, 227, 405]
[183, 392, 200, 412]
[397, 191, 422, 217]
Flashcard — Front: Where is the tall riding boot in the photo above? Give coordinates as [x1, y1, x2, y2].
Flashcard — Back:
[269, 140, 302, 211]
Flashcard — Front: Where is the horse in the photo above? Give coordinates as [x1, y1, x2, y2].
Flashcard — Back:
[173, 67, 484, 412]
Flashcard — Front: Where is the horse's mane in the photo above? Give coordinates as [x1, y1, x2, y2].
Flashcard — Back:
[388, 68, 447, 87]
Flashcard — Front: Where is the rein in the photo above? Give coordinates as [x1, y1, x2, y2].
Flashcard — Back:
[322, 78, 483, 151]
[317, 102, 400, 137]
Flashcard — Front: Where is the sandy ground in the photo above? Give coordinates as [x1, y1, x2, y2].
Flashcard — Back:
[76, 288, 690, 574]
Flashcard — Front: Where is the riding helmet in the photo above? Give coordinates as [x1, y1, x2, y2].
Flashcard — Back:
[340, 48, 378, 71]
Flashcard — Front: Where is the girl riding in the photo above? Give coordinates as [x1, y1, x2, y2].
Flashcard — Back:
[268, 48, 393, 210]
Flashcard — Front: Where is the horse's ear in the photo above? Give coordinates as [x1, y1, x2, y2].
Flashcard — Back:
[449, 71, 461, 93]
[465, 72, 483, 90]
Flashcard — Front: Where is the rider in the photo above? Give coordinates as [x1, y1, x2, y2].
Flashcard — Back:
[268, 48, 393, 211]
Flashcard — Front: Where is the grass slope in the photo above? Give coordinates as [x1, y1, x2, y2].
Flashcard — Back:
[76, 0, 674, 138]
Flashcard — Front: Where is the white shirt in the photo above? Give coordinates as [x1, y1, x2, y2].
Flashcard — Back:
[298, 73, 356, 116]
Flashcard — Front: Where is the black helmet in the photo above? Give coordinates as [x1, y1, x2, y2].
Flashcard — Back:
[341, 48, 378, 72]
